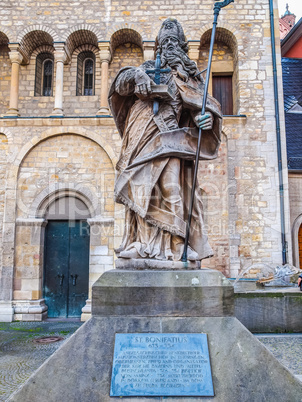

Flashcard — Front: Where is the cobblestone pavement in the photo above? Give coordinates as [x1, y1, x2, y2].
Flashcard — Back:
[0, 320, 83, 401]
[255, 333, 302, 382]
[0, 322, 301, 401]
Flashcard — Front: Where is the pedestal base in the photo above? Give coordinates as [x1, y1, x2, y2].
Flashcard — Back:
[5, 109, 20, 117]
[8, 269, 302, 401]
[9, 315, 302, 402]
[50, 108, 64, 117]
[13, 299, 48, 321]
[92, 269, 234, 317]
[96, 107, 110, 116]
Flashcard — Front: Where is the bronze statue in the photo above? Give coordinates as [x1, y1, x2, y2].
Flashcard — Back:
[109, 18, 222, 263]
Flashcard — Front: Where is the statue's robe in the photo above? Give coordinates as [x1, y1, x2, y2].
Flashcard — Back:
[109, 60, 222, 260]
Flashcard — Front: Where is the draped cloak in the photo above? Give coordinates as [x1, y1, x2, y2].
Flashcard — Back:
[109, 60, 223, 260]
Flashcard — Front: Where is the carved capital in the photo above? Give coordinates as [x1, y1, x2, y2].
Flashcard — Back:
[8, 49, 23, 64]
[53, 43, 68, 64]
[98, 42, 111, 63]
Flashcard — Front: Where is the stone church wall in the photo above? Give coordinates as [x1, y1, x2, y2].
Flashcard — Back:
[109, 43, 144, 87]
[0, 0, 290, 320]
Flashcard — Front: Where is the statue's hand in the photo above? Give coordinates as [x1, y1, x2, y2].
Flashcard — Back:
[195, 112, 213, 130]
[134, 69, 153, 97]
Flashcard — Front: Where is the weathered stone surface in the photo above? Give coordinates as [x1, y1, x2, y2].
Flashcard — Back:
[235, 289, 302, 332]
[9, 271, 302, 400]
[9, 315, 302, 402]
[92, 269, 234, 317]
[115, 258, 200, 270]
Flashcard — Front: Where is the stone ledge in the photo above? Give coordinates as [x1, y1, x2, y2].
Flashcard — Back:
[235, 291, 302, 332]
[0, 116, 115, 127]
[92, 269, 234, 317]
[16, 218, 47, 227]
[222, 115, 247, 125]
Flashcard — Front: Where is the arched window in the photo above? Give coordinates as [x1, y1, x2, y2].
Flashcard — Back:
[200, 28, 238, 115]
[77, 51, 95, 96]
[43, 59, 53, 96]
[35, 53, 54, 96]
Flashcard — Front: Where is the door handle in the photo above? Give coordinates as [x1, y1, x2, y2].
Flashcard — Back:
[57, 274, 64, 286]
[70, 274, 78, 286]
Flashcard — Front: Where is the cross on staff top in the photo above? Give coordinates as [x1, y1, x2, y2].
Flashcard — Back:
[145, 50, 171, 115]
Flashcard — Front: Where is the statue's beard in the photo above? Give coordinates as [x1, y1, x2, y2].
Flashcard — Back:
[161, 47, 200, 82]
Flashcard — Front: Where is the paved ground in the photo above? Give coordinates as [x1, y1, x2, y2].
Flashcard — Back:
[0, 321, 301, 401]
[0, 320, 83, 401]
[255, 333, 302, 382]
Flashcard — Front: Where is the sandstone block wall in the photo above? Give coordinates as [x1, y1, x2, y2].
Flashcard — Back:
[0, 0, 293, 320]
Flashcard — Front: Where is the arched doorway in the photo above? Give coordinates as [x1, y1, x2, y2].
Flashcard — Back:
[43, 196, 90, 318]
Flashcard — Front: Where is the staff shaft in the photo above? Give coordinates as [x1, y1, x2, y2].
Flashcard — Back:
[181, 12, 219, 263]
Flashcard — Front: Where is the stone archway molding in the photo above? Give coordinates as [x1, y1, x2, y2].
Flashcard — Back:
[197, 22, 241, 44]
[107, 23, 146, 42]
[13, 127, 117, 176]
[29, 184, 98, 219]
[63, 24, 103, 43]
[17, 25, 59, 43]
[0, 127, 13, 145]
[0, 27, 14, 43]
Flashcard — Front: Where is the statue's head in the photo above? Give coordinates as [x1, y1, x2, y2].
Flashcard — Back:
[156, 18, 189, 54]
[156, 18, 200, 82]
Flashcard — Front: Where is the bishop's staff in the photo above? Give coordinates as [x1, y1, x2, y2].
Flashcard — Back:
[181, 0, 234, 262]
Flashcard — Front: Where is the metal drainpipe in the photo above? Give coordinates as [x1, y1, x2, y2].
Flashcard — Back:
[269, 0, 288, 265]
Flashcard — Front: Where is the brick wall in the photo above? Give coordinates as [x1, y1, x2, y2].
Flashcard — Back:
[109, 43, 144, 87]
[63, 46, 101, 116]
[19, 51, 54, 117]
[17, 134, 114, 219]
[199, 136, 229, 275]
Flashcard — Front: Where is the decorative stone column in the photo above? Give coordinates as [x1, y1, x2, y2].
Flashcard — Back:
[51, 43, 67, 117]
[143, 41, 155, 61]
[188, 40, 200, 63]
[13, 218, 48, 321]
[6, 45, 23, 117]
[97, 42, 111, 116]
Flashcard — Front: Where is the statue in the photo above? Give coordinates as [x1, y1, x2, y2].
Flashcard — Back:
[109, 18, 222, 265]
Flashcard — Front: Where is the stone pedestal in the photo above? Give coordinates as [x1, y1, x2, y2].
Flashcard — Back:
[9, 268, 302, 402]
[92, 269, 233, 317]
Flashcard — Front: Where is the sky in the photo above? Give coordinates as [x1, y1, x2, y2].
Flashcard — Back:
[277, 0, 302, 21]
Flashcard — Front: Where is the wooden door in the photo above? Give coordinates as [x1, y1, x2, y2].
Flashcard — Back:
[299, 225, 302, 269]
[44, 221, 90, 318]
[212, 75, 233, 115]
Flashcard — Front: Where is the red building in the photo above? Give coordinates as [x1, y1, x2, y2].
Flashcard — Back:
[279, 4, 296, 40]
[281, 17, 302, 58]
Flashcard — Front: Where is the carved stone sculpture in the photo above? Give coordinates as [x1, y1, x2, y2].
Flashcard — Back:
[109, 18, 222, 266]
